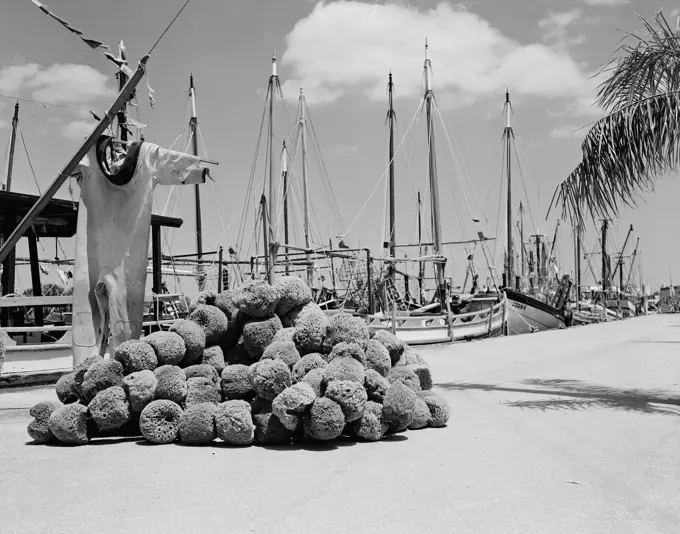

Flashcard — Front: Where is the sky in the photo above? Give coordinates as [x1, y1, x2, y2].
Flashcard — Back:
[0, 0, 679, 297]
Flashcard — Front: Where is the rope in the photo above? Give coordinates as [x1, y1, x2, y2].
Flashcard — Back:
[148, 0, 193, 55]
[342, 96, 424, 239]
[0, 93, 106, 112]
[19, 128, 41, 194]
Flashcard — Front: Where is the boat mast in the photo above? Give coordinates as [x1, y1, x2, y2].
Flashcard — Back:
[601, 219, 608, 296]
[417, 191, 424, 305]
[423, 41, 446, 306]
[1, 101, 19, 326]
[574, 216, 582, 308]
[387, 72, 396, 267]
[519, 201, 524, 279]
[503, 90, 514, 289]
[281, 141, 290, 275]
[188, 75, 204, 283]
[4, 101, 19, 192]
[266, 54, 279, 284]
[299, 88, 312, 285]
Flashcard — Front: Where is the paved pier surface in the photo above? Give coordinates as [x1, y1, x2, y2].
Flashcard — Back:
[2, 314, 680, 533]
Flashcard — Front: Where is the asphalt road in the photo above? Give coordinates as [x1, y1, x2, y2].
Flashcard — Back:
[2, 314, 679, 533]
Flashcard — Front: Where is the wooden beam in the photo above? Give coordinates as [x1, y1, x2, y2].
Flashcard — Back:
[0, 296, 73, 308]
[0, 55, 150, 265]
[1, 209, 17, 327]
[27, 231, 44, 326]
[151, 224, 162, 322]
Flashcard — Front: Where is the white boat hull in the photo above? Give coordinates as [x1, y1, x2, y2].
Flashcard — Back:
[368, 295, 507, 345]
[504, 289, 564, 335]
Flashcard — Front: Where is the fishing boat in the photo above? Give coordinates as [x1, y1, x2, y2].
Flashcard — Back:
[495, 91, 568, 335]
[363, 44, 507, 344]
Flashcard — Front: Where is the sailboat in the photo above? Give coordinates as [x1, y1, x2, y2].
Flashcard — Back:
[366, 43, 507, 344]
[499, 91, 568, 335]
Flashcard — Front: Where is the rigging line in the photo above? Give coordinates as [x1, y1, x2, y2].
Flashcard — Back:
[305, 103, 344, 229]
[400, 100, 426, 221]
[492, 139, 505, 263]
[381, 125, 389, 252]
[196, 125, 234, 249]
[432, 102, 477, 229]
[308, 124, 343, 233]
[19, 128, 41, 194]
[0, 93, 107, 112]
[236, 82, 271, 253]
[510, 135, 538, 232]
[433, 101, 488, 228]
[148, 0, 194, 55]
[342, 95, 424, 240]
[511, 140, 537, 236]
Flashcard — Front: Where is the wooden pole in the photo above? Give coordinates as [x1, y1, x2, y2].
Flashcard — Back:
[261, 195, 271, 283]
[189, 75, 204, 290]
[217, 246, 224, 292]
[152, 224, 162, 324]
[387, 73, 396, 267]
[268, 57, 278, 284]
[282, 141, 290, 276]
[300, 89, 312, 286]
[504, 90, 514, 288]
[27, 231, 43, 327]
[424, 43, 446, 308]
[0, 54, 150, 265]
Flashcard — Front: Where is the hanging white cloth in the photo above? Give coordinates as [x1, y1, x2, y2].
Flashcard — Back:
[71, 138, 208, 364]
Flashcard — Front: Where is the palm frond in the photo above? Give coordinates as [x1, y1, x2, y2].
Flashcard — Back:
[596, 12, 680, 111]
[551, 91, 680, 220]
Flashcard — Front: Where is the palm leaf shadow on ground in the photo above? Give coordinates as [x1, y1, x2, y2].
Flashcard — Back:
[435, 379, 680, 416]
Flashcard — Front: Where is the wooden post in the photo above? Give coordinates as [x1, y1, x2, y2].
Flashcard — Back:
[27, 231, 43, 327]
[1, 211, 17, 327]
[366, 249, 374, 314]
[217, 246, 224, 293]
[391, 301, 397, 335]
[151, 223, 162, 324]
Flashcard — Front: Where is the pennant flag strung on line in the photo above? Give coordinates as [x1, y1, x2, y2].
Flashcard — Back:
[29, 0, 143, 79]
[30, 0, 109, 52]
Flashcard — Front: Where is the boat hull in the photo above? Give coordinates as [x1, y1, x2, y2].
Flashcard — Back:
[367, 295, 507, 345]
[504, 289, 564, 335]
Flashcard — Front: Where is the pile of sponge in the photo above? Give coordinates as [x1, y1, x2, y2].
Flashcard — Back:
[27, 276, 450, 446]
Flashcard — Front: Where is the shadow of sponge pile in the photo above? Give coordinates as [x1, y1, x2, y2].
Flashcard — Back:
[27, 277, 450, 446]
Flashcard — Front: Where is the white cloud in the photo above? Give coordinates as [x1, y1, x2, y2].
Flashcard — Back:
[62, 119, 95, 141]
[0, 119, 7, 129]
[0, 63, 40, 94]
[581, 0, 629, 5]
[538, 9, 592, 51]
[0, 62, 114, 104]
[27, 64, 114, 104]
[281, 1, 598, 114]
